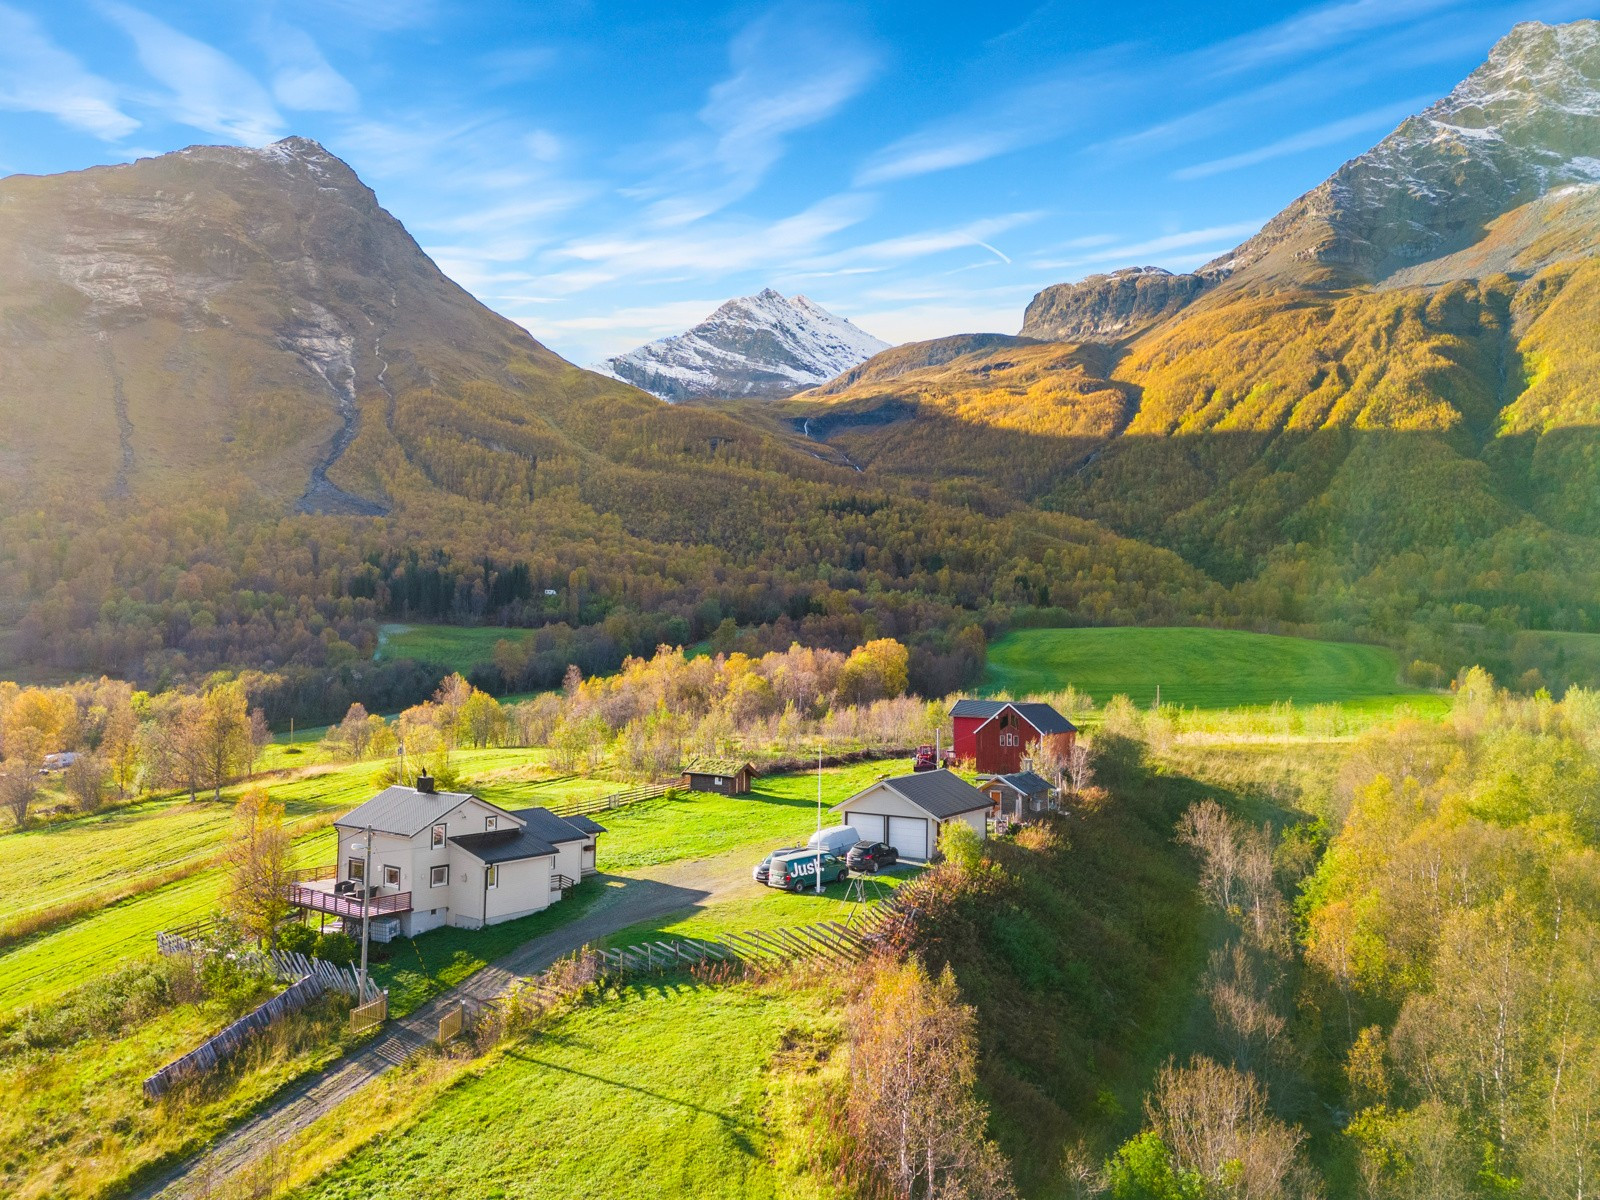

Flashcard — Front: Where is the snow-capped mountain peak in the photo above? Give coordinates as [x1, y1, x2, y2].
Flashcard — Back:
[594, 289, 891, 402]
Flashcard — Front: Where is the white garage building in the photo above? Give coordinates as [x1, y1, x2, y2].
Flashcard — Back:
[832, 769, 991, 862]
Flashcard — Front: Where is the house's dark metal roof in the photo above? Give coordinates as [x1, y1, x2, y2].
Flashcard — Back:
[511, 807, 605, 843]
[450, 826, 559, 865]
[336, 785, 494, 837]
[451, 807, 603, 865]
[984, 770, 1054, 796]
[949, 698, 1077, 735]
[834, 769, 992, 820]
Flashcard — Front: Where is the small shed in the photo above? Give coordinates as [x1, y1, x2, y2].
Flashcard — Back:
[681, 756, 756, 796]
[981, 770, 1055, 822]
[831, 769, 991, 862]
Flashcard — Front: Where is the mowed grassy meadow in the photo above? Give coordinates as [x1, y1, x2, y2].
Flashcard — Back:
[985, 626, 1445, 712]
[375, 622, 537, 675]
[289, 982, 842, 1200]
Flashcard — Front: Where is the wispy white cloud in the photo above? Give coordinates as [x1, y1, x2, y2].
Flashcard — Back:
[1030, 220, 1265, 272]
[638, 5, 879, 226]
[99, 2, 283, 143]
[808, 213, 1044, 270]
[1199, 0, 1463, 75]
[0, 4, 137, 139]
[553, 191, 875, 279]
[1173, 97, 1430, 179]
[263, 23, 359, 113]
[854, 63, 1125, 186]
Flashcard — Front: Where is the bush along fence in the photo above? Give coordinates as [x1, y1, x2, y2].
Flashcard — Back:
[156, 930, 383, 1004]
[143, 974, 326, 1100]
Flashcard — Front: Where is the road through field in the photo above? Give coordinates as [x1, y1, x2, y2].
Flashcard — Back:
[131, 848, 762, 1200]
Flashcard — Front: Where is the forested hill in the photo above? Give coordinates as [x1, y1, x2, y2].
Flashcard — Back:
[5, 20, 1600, 706]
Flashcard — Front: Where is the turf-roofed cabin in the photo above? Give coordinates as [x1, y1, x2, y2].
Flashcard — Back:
[285, 775, 603, 938]
[681, 756, 756, 796]
[950, 699, 1077, 776]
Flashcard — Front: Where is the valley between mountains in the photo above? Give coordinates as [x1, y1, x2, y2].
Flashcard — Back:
[5, 15, 1600, 1200]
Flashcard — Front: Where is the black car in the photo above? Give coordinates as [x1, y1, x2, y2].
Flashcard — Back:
[753, 846, 802, 884]
[846, 841, 899, 872]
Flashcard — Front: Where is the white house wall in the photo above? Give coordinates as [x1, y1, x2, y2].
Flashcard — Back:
[484, 856, 556, 923]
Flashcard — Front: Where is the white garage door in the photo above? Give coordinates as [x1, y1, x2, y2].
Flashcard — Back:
[888, 816, 930, 861]
[852, 813, 888, 843]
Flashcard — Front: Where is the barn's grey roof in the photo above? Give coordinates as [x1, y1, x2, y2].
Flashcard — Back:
[450, 806, 604, 865]
[834, 769, 992, 820]
[949, 698, 1077, 735]
[984, 770, 1054, 796]
[335, 785, 500, 837]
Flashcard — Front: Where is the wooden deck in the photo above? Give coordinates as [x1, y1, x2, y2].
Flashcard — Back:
[286, 882, 412, 919]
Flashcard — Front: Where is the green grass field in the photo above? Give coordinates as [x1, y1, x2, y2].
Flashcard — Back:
[289, 982, 840, 1200]
[985, 626, 1443, 712]
[375, 623, 538, 675]
[596, 758, 914, 871]
[0, 749, 606, 1015]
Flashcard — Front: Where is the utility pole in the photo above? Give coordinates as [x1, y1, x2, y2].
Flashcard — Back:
[815, 749, 824, 895]
[358, 824, 373, 1002]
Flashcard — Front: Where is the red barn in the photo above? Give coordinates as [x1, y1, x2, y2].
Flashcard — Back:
[950, 699, 1077, 776]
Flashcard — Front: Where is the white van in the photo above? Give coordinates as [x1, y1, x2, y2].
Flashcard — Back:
[805, 824, 861, 857]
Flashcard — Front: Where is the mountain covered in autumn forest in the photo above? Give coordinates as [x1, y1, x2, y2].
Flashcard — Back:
[2, 19, 1600, 709]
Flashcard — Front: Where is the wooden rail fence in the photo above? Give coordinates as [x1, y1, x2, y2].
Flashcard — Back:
[548, 781, 671, 818]
[143, 974, 325, 1100]
[592, 898, 913, 979]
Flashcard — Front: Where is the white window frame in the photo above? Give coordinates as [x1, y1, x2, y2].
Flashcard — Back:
[431, 823, 446, 850]
[430, 864, 449, 888]
[485, 864, 499, 889]
[347, 857, 365, 882]
[485, 815, 498, 831]
[383, 864, 401, 888]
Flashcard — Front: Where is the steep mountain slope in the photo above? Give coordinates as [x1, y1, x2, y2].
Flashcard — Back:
[1212, 19, 1600, 287]
[594, 289, 889, 401]
[0, 137, 648, 514]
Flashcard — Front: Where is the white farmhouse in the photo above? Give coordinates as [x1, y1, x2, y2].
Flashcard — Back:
[831, 769, 990, 862]
[285, 775, 603, 939]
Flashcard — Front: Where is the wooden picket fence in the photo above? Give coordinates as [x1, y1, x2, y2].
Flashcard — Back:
[350, 992, 387, 1035]
[143, 974, 325, 1100]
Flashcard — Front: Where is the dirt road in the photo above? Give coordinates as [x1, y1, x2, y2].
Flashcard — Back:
[130, 848, 761, 1200]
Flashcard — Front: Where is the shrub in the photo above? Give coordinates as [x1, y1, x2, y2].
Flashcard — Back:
[939, 820, 986, 872]
[277, 923, 318, 955]
[314, 931, 358, 966]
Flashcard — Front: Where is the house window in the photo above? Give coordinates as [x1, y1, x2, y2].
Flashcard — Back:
[485, 815, 497, 831]
[713, 777, 723, 786]
[347, 857, 365, 882]
[383, 865, 401, 888]
[485, 864, 499, 889]
[431, 823, 446, 849]
[431, 865, 449, 888]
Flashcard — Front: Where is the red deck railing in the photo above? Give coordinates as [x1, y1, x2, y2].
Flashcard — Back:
[286, 882, 412, 919]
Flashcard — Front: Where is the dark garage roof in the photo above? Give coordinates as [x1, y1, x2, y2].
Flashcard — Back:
[949, 698, 1076, 734]
[834, 769, 993, 820]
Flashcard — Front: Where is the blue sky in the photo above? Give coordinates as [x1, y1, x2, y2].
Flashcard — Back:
[0, 0, 1594, 363]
